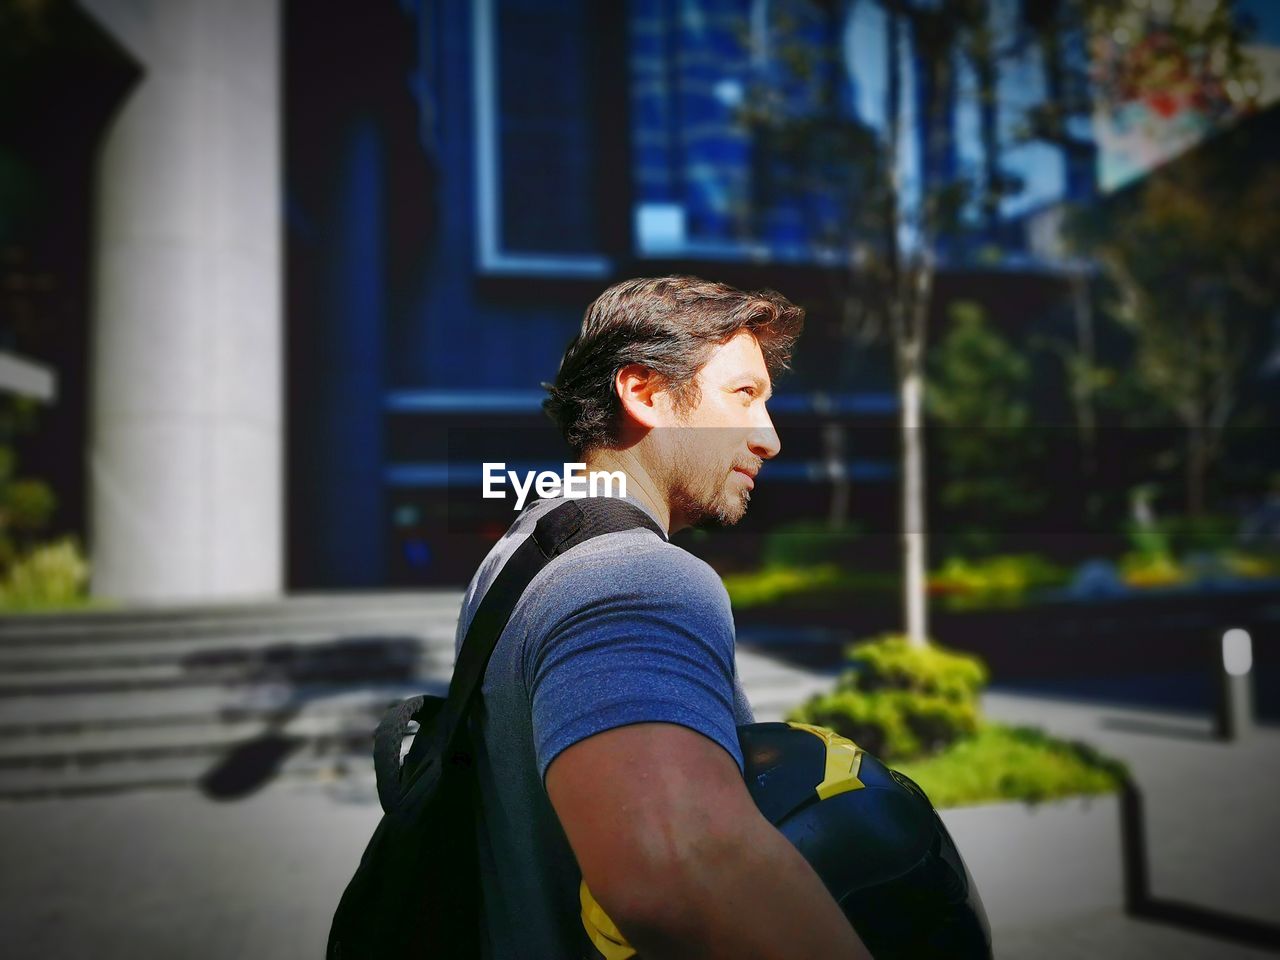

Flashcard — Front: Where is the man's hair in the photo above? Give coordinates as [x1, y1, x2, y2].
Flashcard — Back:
[542, 275, 805, 455]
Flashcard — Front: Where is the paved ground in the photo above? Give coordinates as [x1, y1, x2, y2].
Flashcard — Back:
[976, 690, 1280, 958]
[0, 777, 379, 960]
[996, 908, 1280, 960]
[0, 645, 1276, 958]
[983, 690, 1280, 929]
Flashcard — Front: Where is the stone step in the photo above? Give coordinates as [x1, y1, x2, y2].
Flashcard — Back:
[0, 650, 454, 697]
[0, 748, 369, 801]
[0, 604, 463, 650]
[0, 680, 448, 737]
[0, 624, 457, 672]
[0, 589, 460, 622]
[0, 592, 464, 646]
[0, 710, 376, 768]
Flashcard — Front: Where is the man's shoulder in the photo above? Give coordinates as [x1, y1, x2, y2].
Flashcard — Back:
[536, 522, 726, 606]
[500, 495, 726, 601]
[462, 496, 732, 640]
[507, 514, 731, 650]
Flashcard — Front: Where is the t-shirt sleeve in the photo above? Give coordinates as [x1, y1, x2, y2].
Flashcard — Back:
[522, 543, 744, 783]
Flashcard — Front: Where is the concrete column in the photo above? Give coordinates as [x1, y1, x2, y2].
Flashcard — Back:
[83, 0, 282, 601]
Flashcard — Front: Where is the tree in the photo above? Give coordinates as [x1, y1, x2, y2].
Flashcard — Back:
[1049, 0, 1275, 518]
[735, 0, 1268, 634]
[1017, 0, 1264, 510]
[1076, 152, 1279, 517]
[928, 301, 1044, 555]
[741, 0, 997, 646]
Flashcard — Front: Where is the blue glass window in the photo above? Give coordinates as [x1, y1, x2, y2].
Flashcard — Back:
[472, 0, 613, 275]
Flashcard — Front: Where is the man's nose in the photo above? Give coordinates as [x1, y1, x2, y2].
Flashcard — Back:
[748, 406, 781, 460]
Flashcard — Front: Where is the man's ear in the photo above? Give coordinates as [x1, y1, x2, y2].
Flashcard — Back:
[615, 363, 670, 430]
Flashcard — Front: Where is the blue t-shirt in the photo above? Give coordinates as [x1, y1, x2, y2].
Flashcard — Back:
[455, 494, 755, 959]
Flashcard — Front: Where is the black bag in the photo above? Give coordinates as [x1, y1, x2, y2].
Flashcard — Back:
[327, 497, 667, 959]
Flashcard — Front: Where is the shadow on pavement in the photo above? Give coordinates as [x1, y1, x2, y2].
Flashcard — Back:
[200, 729, 306, 800]
[181, 635, 429, 800]
[1121, 780, 1280, 951]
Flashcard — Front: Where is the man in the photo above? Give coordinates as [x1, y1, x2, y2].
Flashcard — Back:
[457, 276, 870, 958]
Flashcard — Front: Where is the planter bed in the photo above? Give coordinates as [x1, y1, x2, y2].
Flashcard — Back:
[941, 793, 1124, 932]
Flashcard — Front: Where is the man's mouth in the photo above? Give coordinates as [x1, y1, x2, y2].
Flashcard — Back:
[732, 466, 756, 490]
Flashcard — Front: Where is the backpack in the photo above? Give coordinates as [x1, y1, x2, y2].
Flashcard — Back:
[326, 497, 667, 959]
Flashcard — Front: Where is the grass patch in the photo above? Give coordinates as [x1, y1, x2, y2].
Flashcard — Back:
[0, 539, 93, 612]
[723, 553, 1073, 613]
[892, 723, 1128, 808]
[722, 564, 897, 610]
[0, 594, 114, 614]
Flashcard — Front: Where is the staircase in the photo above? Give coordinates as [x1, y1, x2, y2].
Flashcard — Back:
[0, 594, 837, 800]
[0, 593, 464, 800]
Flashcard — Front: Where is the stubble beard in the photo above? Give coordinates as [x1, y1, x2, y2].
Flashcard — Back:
[666, 446, 751, 530]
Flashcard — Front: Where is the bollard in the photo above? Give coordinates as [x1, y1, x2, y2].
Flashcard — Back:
[1214, 628, 1254, 742]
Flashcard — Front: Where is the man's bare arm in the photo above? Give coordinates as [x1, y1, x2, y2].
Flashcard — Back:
[546, 722, 872, 960]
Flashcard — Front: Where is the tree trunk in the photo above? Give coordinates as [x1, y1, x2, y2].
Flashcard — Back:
[895, 1, 944, 649]
[824, 421, 851, 528]
[1187, 422, 1208, 519]
[1069, 268, 1097, 479]
[900, 343, 929, 647]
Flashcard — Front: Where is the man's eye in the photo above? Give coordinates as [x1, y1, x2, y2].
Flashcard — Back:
[738, 386, 756, 397]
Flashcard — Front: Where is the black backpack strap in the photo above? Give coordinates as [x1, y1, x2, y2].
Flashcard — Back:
[373, 694, 438, 812]
[388, 497, 666, 809]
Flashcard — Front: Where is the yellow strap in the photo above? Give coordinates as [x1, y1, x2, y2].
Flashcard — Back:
[580, 880, 637, 960]
[786, 721, 866, 799]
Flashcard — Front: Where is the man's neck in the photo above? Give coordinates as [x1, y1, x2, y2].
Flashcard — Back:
[583, 448, 677, 535]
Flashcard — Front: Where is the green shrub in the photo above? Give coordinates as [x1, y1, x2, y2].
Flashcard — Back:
[0, 400, 59, 572]
[787, 635, 988, 760]
[787, 637, 1127, 806]
[844, 634, 989, 701]
[1162, 515, 1237, 554]
[1118, 506, 1275, 587]
[1119, 550, 1190, 588]
[1220, 551, 1280, 579]
[760, 520, 865, 569]
[929, 554, 1070, 609]
[722, 564, 844, 609]
[789, 689, 914, 758]
[791, 688, 981, 760]
[0, 538, 90, 610]
[1125, 513, 1237, 559]
[893, 724, 1128, 808]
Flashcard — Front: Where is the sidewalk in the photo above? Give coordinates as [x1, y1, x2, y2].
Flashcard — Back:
[0, 640, 1275, 958]
[983, 690, 1280, 931]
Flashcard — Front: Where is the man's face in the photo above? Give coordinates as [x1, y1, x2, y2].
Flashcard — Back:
[660, 331, 781, 529]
